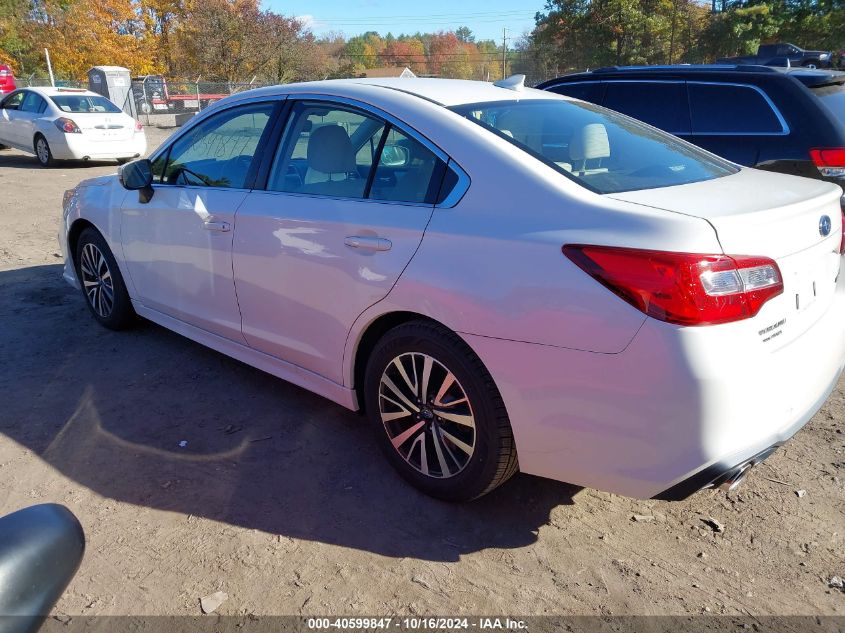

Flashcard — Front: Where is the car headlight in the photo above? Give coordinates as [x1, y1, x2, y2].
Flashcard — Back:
[820, 52, 831, 59]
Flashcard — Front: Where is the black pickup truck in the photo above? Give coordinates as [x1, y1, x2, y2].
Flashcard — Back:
[718, 43, 833, 68]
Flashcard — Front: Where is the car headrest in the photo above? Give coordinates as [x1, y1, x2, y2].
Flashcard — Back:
[570, 123, 610, 161]
[0, 504, 85, 633]
[307, 125, 356, 174]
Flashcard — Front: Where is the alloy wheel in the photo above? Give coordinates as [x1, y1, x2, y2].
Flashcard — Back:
[378, 352, 476, 479]
[36, 138, 49, 165]
[79, 243, 115, 318]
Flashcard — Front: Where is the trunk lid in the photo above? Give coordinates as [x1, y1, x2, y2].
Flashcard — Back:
[75, 113, 134, 142]
[609, 167, 843, 348]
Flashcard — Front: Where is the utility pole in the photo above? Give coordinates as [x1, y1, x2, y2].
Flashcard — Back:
[502, 27, 508, 79]
[44, 49, 55, 87]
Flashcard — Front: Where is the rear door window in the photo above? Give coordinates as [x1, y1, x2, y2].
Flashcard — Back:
[20, 92, 45, 113]
[602, 81, 690, 134]
[546, 82, 604, 105]
[688, 83, 786, 134]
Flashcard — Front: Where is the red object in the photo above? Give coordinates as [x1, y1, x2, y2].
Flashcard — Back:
[810, 148, 845, 168]
[54, 117, 81, 134]
[563, 245, 783, 326]
[0, 65, 16, 95]
[134, 120, 143, 132]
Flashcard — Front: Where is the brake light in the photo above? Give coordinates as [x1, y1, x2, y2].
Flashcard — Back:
[563, 245, 784, 326]
[810, 148, 845, 178]
[134, 120, 143, 132]
[54, 117, 81, 134]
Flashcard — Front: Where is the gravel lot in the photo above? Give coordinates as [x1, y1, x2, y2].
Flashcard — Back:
[0, 126, 843, 618]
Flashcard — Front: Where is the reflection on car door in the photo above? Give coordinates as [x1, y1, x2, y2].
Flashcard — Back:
[233, 100, 446, 384]
[120, 101, 279, 341]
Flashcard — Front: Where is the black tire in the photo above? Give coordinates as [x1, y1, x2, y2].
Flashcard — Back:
[74, 227, 135, 330]
[34, 134, 55, 167]
[364, 320, 518, 501]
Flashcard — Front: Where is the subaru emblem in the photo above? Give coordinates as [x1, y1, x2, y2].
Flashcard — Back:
[819, 215, 832, 237]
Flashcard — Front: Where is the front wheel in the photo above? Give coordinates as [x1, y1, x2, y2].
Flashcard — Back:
[74, 227, 135, 330]
[34, 135, 55, 167]
[364, 320, 518, 501]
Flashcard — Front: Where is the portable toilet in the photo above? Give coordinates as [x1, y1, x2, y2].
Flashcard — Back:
[87, 66, 136, 117]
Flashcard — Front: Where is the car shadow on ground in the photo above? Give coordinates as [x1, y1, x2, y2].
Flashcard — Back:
[0, 150, 118, 170]
[0, 264, 580, 562]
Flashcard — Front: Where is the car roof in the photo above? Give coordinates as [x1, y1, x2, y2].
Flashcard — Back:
[23, 86, 101, 98]
[775, 68, 845, 88]
[241, 77, 562, 108]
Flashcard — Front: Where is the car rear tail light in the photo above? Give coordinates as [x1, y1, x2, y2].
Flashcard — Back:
[810, 148, 845, 178]
[134, 120, 143, 132]
[563, 245, 784, 326]
[54, 117, 81, 134]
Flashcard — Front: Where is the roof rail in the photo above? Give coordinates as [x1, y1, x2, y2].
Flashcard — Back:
[591, 64, 778, 74]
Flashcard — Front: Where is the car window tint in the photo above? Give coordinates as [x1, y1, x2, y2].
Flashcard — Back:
[20, 92, 44, 113]
[688, 84, 784, 134]
[1, 91, 23, 110]
[547, 82, 604, 105]
[603, 82, 689, 133]
[268, 103, 385, 199]
[163, 103, 274, 188]
[369, 128, 443, 204]
[451, 99, 737, 195]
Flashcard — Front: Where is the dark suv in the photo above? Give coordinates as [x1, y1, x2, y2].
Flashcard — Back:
[536, 65, 845, 198]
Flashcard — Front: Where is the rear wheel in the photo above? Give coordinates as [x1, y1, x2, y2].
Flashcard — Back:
[74, 227, 135, 330]
[34, 134, 55, 167]
[364, 320, 518, 501]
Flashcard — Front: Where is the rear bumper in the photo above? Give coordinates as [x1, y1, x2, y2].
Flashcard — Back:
[48, 132, 147, 161]
[462, 258, 845, 499]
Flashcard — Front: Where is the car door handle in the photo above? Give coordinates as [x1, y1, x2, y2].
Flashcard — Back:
[344, 236, 392, 252]
[203, 220, 230, 232]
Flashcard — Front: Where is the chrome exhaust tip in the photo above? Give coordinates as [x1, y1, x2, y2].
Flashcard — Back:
[716, 461, 754, 492]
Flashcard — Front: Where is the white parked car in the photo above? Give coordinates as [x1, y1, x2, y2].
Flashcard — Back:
[0, 87, 146, 166]
[59, 77, 845, 501]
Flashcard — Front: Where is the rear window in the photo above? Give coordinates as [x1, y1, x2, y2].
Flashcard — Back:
[449, 99, 737, 194]
[813, 83, 845, 125]
[50, 95, 122, 114]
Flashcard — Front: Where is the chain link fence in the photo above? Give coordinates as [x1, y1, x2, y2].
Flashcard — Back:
[131, 78, 268, 126]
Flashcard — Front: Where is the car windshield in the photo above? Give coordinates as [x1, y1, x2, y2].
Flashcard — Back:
[813, 83, 845, 125]
[449, 98, 738, 194]
[50, 94, 122, 114]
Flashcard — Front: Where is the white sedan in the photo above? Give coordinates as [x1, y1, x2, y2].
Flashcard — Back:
[59, 76, 845, 501]
[0, 87, 146, 166]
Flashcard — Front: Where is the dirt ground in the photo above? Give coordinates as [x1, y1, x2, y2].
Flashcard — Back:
[0, 127, 843, 618]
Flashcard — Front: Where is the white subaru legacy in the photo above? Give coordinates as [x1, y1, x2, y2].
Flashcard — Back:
[0, 87, 146, 166]
[59, 77, 845, 501]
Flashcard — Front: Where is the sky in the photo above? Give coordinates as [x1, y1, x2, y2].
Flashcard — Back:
[265, 1, 541, 44]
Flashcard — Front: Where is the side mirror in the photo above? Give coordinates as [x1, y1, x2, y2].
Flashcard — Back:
[380, 144, 410, 168]
[118, 159, 154, 203]
[0, 504, 84, 633]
